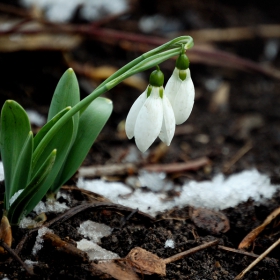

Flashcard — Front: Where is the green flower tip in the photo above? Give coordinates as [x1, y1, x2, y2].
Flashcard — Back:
[149, 66, 164, 87]
[68, 68, 74, 73]
[176, 53, 189, 70]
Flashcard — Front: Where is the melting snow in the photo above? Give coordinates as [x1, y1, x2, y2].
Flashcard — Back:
[78, 220, 112, 243]
[32, 227, 53, 255]
[77, 169, 280, 216]
[77, 239, 119, 260]
[165, 239, 175, 248]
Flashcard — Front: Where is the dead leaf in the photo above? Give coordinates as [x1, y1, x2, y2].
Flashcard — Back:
[189, 207, 230, 234]
[127, 247, 166, 276]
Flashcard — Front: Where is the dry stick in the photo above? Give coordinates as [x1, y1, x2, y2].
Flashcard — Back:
[234, 237, 280, 280]
[144, 157, 210, 173]
[218, 245, 269, 259]
[163, 239, 218, 264]
[0, 239, 34, 275]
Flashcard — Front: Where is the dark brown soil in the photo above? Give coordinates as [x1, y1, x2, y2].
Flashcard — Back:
[0, 1, 280, 279]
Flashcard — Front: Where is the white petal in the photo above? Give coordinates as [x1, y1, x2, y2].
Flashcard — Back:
[125, 89, 147, 139]
[159, 94, 175, 145]
[165, 68, 195, 125]
[164, 68, 182, 103]
[134, 87, 163, 153]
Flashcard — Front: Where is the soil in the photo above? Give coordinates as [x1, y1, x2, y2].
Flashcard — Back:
[0, 0, 280, 279]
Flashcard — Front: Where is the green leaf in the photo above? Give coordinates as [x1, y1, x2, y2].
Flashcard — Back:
[0, 100, 31, 207]
[33, 106, 71, 150]
[53, 97, 113, 191]
[48, 68, 80, 144]
[8, 149, 57, 225]
[31, 115, 74, 196]
[7, 131, 33, 210]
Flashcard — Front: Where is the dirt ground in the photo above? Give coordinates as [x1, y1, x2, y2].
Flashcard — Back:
[0, 0, 280, 279]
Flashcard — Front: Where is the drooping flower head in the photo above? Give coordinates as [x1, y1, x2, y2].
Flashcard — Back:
[125, 67, 175, 153]
[165, 50, 195, 125]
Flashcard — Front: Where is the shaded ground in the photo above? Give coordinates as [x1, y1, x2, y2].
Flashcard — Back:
[0, 0, 280, 279]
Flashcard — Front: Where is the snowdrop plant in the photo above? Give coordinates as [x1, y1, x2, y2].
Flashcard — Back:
[165, 48, 195, 125]
[0, 36, 194, 226]
[125, 67, 176, 152]
[125, 48, 195, 152]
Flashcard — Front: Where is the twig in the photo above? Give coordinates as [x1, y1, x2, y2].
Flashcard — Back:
[163, 239, 218, 264]
[0, 239, 34, 275]
[144, 157, 210, 173]
[78, 163, 137, 178]
[43, 232, 88, 261]
[234, 237, 280, 280]
[218, 245, 270, 259]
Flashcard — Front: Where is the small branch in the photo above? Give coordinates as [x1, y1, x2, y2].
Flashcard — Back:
[78, 163, 137, 178]
[218, 245, 270, 259]
[43, 232, 88, 261]
[234, 237, 280, 280]
[163, 239, 218, 264]
[144, 157, 210, 173]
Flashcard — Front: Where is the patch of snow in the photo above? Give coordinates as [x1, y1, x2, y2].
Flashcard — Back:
[20, 0, 128, 23]
[33, 198, 69, 215]
[77, 239, 119, 260]
[165, 239, 175, 248]
[19, 216, 41, 229]
[77, 178, 131, 202]
[57, 191, 71, 203]
[32, 227, 53, 255]
[77, 169, 280, 216]
[138, 170, 173, 192]
[78, 220, 112, 243]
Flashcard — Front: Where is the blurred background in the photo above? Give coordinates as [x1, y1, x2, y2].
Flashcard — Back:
[0, 0, 280, 180]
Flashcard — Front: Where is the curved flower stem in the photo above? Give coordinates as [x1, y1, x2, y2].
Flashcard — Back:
[33, 36, 193, 160]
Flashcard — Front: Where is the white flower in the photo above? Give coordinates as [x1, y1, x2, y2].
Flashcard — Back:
[165, 68, 195, 125]
[125, 86, 175, 153]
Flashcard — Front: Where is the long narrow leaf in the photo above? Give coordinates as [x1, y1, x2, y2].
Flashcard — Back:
[8, 149, 57, 225]
[7, 131, 33, 210]
[33, 107, 70, 150]
[0, 100, 31, 207]
[31, 116, 74, 196]
[53, 97, 113, 191]
[48, 68, 80, 144]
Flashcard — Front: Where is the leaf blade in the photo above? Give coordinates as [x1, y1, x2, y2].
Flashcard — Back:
[55, 97, 113, 189]
[0, 100, 31, 206]
[8, 149, 57, 225]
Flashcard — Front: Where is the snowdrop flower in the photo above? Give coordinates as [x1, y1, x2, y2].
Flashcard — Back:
[125, 67, 175, 153]
[165, 52, 195, 125]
